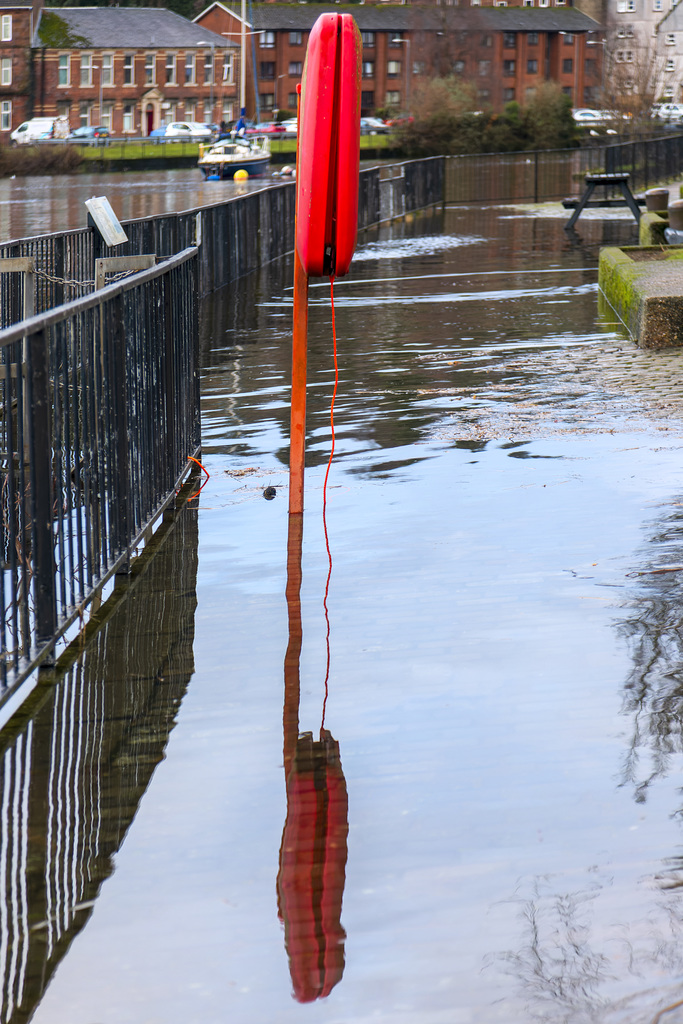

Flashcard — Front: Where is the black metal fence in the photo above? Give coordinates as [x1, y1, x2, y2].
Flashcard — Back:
[445, 133, 683, 204]
[1, 159, 444, 328]
[0, 246, 199, 691]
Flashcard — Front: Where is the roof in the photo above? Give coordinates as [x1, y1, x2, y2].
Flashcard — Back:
[35, 7, 234, 49]
[201, 1, 600, 32]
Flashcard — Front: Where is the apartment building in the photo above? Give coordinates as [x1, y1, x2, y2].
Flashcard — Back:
[196, 2, 602, 116]
[0, 3, 238, 141]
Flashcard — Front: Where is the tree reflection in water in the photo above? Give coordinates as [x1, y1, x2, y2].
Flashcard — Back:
[488, 498, 683, 1021]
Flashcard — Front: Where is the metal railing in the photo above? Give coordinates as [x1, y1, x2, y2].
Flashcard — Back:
[1, 160, 445, 327]
[445, 133, 683, 204]
[0, 246, 199, 691]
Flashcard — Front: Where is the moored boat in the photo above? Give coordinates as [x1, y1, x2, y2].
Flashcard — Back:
[198, 134, 270, 180]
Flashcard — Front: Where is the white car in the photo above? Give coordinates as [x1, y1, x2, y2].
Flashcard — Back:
[163, 121, 213, 139]
[571, 108, 606, 124]
[655, 103, 683, 121]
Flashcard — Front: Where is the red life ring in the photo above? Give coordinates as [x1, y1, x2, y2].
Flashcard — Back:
[296, 13, 362, 278]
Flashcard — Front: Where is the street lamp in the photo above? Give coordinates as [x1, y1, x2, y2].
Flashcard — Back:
[586, 37, 607, 108]
[90, 63, 103, 126]
[390, 36, 411, 118]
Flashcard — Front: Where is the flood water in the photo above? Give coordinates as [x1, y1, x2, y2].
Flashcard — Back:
[7, 198, 683, 1023]
[0, 168, 273, 241]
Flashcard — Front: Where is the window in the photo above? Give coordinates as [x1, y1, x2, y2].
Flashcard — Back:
[585, 59, 596, 75]
[259, 31, 275, 48]
[58, 54, 70, 87]
[185, 52, 195, 84]
[617, 0, 636, 10]
[79, 101, 92, 126]
[616, 49, 634, 61]
[413, 60, 426, 74]
[503, 32, 516, 48]
[222, 101, 233, 122]
[666, 57, 676, 70]
[166, 52, 177, 85]
[185, 101, 196, 120]
[101, 53, 113, 87]
[503, 59, 516, 74]
[0, 58, 10, 87]
[123, 54, 134, 85]
[654, 0, 664, 8]
[80, 54, 94, 88]
[56, 102, 69, 118]
[223, 55, 234, 83]
[664, 84, 675, 96]
[471, 0, 481, 7]
[503, 87, 515, 101]
[563, 58, 573, 73]
[482, 34, 493, 46]
[288, 92, 297, 107]
[528, 31, 539, 44]
[1, 100, 11, 131]
[527, 58, 538, 73]
[387, 60, 401, 77]
[165, 103, 177, 122]
[617, 25, 634, 35]
[289, 31, 302, 45]
[525, 85, 536, 99]
[524, 1, 534, 7]
[288, 61, 302, 75]
[362, 61, 375, 77]
[361, 31, 375, 47]
[204, 51, 214, 85]
[361, 90, 374, 108]
[667, 32, 676, 43]
[259, 61, 275, 79]
[1, 16, 11, 42]
[454, 59, 465, 73]
[204, 100, 212, 122]
[144, 53, 155, 85]
[101, 102, 113, 131]
[563, 32, 574, 43]
[385, 90, 400, 105]
[391, 31, 404, 41]
[538, 0, 549, 7]
[478, 59, 491, 75]
[478, 88, 490, 100]
[260, 92, 274, 109]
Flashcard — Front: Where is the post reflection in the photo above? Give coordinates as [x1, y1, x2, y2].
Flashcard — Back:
[277, 513, 349, 1003]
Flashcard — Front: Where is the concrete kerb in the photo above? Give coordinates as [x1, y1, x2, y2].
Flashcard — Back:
[599, 245, 683, 349]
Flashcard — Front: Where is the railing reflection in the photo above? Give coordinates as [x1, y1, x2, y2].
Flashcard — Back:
[0, 503, 198, 1023]
[277, 512, 348, 1003]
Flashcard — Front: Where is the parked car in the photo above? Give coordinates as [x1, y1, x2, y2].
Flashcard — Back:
[67, 125, 110, 142]
[10, 116, 69, 145]
[246, 121, 288, 135]
[360, 117, 390, 135]
[163, 121, 212, 139]
[279, 118, 298, 135]
[655, 102, 683, 121]
[571, 108, 606, 125]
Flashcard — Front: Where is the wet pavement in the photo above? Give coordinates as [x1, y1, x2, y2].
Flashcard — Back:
[9, 200, 683, 1023]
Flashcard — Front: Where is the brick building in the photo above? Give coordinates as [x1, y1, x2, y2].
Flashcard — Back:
[195, 2, 601, 118]
[0, 3, 238, 141]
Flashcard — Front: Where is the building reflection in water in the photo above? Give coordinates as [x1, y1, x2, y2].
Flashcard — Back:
[277, 512, 349, 1003]
[0, 505, 198, 1024]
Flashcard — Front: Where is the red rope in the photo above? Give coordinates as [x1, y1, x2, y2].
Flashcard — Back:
[321, 274, 338, 733]
[187, 455, 210, 501]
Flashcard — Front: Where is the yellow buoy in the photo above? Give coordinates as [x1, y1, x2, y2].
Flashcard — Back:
[234, 169, 249, 181]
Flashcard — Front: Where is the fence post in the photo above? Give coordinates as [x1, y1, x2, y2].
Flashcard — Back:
[27, 327, 56, 649]
[534, 150, 539, 204]
[110, 293, 131, 573]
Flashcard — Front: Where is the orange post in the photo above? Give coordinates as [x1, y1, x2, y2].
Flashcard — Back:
[289, 248, 309, 515]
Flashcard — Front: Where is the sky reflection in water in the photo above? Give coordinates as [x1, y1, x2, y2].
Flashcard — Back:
[23, 203, 683, 1023]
